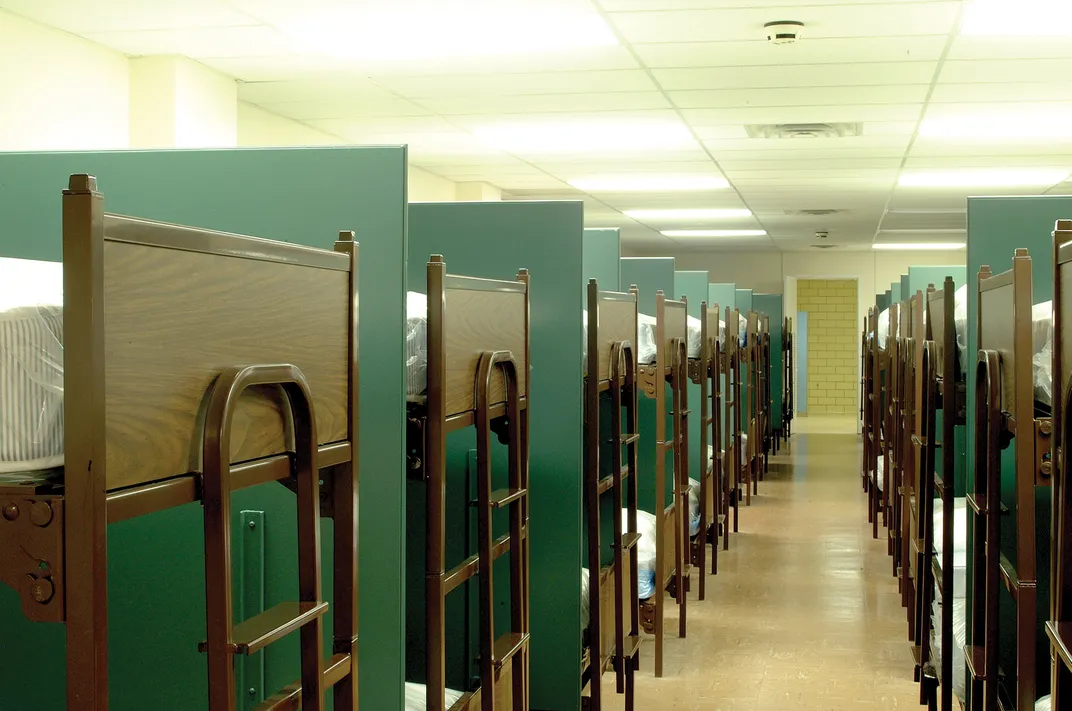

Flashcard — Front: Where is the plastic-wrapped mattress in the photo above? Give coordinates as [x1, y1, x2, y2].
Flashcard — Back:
[405, 683, 464, 711]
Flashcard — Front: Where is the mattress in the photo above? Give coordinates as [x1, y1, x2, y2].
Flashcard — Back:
[930, 592, 967, 702]
[632, 508, 657, 600]
[0, 304, 64, 475]
[869, 456, 885, 492]
[404, 683, 464, 711]
[687, 477, 701, 537]
[933, 497, 968, 598]
[581, 567, 590, 632]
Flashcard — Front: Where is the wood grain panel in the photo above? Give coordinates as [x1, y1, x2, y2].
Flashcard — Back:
[706, 304, 720, 349]
[1062, 263, 1072, 412]
[980, 279, 1015, 416]
[597, 556, 633, 673]
[443, 287, 527, 417]
[660, 505, 678, 575]
[928, 291, 947, 380]
[596, 296, 638, 382]
[663, 301, 687, 357]
[102, 239, 349, 490]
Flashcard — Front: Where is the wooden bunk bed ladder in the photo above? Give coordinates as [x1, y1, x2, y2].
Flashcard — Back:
[671, 335, 691, 636]
[474, 350, 529, 711]
[610, 340, 642, 706]
[200, 364, 341, 711]
[1048, 221, 1072, 711]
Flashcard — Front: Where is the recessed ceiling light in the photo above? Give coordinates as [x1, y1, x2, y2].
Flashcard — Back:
[625, 208, 752, 220]
[961, 0, 1072, 37]
[473, 122, 694, 154]
[872, 243, 966, 251]
[287, 8, 618, 60]
[662, 229, 767, 238]
[919, 116, 1072, 140]
[898, 169, 1070, 188]
[569, 176, 730, 191]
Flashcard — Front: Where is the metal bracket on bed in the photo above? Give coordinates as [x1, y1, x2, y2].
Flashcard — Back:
[0, 490, 65, 623]
[687, 358, 703, 384]
[1036, 418, 1053, 486]
[406, 415, 427, 479]
[638, 364, 659, 400]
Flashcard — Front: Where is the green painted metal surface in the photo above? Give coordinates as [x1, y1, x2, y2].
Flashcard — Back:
[735, 289, 753, 314]
[884, 289, 892, 308]
[583, 228, 621, 294]
[891, 283, 902, 303]
[754, 294, 784, 430]
[0, 148, 409, 711]
[876, 293, 890, 312]
[899, 274, 910, 301]
[676, 270, 709, 481]
[620, 257, 677, 533]
[964, 195, 1072, 703]
[907, 265, 966, 297]
[407, 201, 585, 711]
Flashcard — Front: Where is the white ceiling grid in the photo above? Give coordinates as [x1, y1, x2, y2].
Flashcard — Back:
[4, 0, 1072, 251]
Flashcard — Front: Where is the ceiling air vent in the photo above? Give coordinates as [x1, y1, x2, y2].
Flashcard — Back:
[746, 123, 862, 139]
[811, 244, 839, 250]
[785, 208, 842, 217]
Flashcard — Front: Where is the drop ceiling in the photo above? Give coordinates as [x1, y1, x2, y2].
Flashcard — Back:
[5, 0, 1072, 252]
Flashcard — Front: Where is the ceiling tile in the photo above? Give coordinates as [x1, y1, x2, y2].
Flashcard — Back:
[603, 0, 944, 9]
[199, 54, 345, 82]
[82, 25, 295, 58]
[0, 0, 260, 33]
[417, 91, 671, 116]
[670, 84, 930, 109]
[948, 36, 1072, 61]
[374, 70, 658, 98]
[237, 76, 397, 103]
[938, 59, 1072, 85]
[682, 103, 923, 125]
[608, 2, 961, 44]
[634, 36, 947, 68]
[930, 82, 1072, 104]
[653, 62, 937, 90]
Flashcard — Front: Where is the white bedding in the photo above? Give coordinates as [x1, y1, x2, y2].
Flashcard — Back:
[929, 496, 968, 702]
[633, 509, 657, 600]
[933, 497, 968, 598]
[931, 593, 967, 702]
[405, 683, 463, 711]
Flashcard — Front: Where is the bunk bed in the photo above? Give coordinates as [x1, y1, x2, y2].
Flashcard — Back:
[687, 301, 723, 596]
[782, 316, 794, 442]
[725, 308, 744, 538]
[1046, 219, 1072, 711]
[408, 257, 531, 711]
[967, 252, 1053, 711]
[863, 308, 882, 537]
[757, 315, 772, 481]
[901, 292, 924, 633]
[637, 292, 690, 678]
[916, 277, 966, 711]
[582, 280, 641, 711]
[742, 312, 760, 504]
[0, 175, 360, 711]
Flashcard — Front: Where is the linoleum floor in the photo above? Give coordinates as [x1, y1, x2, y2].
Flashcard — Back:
[598, 428, 925, 710]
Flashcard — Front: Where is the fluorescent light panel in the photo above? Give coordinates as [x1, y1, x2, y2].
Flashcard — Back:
[662, 229, 767, 238]
[898, 169, 1070, 188]
[474, 122, 695, 154]
[625, 208, 752, 220]
[961, 0, 1072, 36]
[872, 243, 966, 251]
[289, 6, 618, 60]
[569, 175, 730, 192]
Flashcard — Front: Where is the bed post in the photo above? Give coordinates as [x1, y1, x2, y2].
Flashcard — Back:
[62, 174, 110, 711]
[426, 256, 448, 711]
[332, 232, 360, 711]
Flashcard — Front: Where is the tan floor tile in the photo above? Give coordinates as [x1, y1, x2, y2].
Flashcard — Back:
[596, 431, 923, 710]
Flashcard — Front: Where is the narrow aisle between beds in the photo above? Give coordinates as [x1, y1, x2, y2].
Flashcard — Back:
[596, 427, 925, 710]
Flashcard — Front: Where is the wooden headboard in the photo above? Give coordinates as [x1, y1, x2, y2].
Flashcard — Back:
[978, 253, 1032, 421]
[64, 177, 355, 493]
[659, 296, 688, 369]
[425, 257, 529, 419]
[591, 285, 638, 383]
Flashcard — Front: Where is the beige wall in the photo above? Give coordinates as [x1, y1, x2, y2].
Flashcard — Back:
[798, 279, 859, 415]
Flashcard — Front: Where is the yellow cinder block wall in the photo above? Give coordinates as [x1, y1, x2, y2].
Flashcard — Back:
[798, 279, 858, 415]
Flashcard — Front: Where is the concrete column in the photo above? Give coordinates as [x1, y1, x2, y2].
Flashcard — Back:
[455, 181, 502, 202]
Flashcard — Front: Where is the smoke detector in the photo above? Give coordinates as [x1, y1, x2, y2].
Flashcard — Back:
[815, 231, 829, 240]
[764, 21, 804, 45]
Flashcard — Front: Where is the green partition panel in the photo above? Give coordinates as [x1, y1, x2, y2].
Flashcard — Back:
[583, 228, 621, 293]
[0, 148, 409, 711]
[965, 195, 1072, 703]
[620, 257, 676, 546]
[735, 288, 753, 314]
[676, 270, 709, 482]
[709, 284, 737, 450]
[754, 294, 784, 431]
[876, 292, 890, 311]
[907, 265, 966, 296]
[891, 283, 902, 303]
[899, 273, 910, 301]
[408, 201, 585, 711]
[884, 289, 892, 308]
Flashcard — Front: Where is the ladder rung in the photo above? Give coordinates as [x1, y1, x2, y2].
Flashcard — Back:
[702, 417, 714, 425]
[999, 553, 1020, 600]
[964, 645, 987, 681]
[620, 532, 642, 550]
[671, 409, 692, 416]
[621, 634, 641, 660]
[932, 557, 944, 595]
[1046, 621, 1072, 674]
[658, 440, 675, 450]
[199, 601, 329, 655]
[622, 433, 640, 445]
[251, 653, 352, 711]
[966, 493, 987, 515]
[493, 632, 530, 670]
[681, 564, 694, 578]
[910, 644, 922, 666]
[489, 488, 527, 509]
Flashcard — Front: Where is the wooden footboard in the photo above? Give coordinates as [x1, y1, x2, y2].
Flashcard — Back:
[597, 559, 634, 674]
